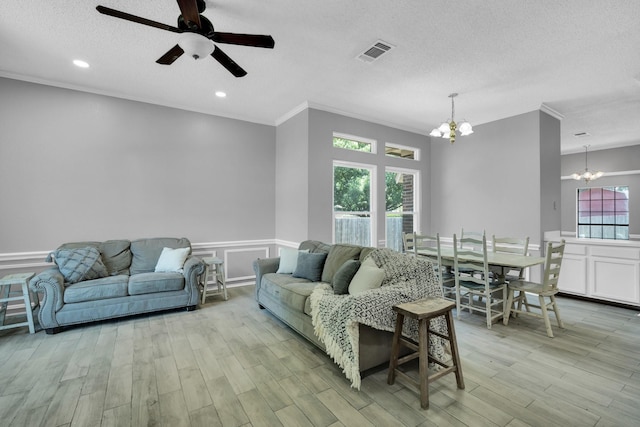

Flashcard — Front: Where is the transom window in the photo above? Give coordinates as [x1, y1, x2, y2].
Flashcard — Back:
[333, 133, 376, 154]
[577, 186, 629, 240]
[385, 143, 419, 160]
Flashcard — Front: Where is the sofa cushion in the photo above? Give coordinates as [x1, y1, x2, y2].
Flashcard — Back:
[154, 247, 190, 273]
[128, 272, 185, 296]
[293, 252, 327, 282]
[299, 240, 332, 255]
[99, 240, 132, 276]
[53, 247, 109, 284]
[130, 237, 191, 275]
[63, 275, 129, 303]
[261, 273, 317, 313]
[359, 247, 376, 262]
[321, 244, 362, 283]
[332, 260, 361, 295]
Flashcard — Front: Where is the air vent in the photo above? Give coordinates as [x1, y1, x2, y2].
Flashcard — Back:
[573, 132, 591, 138]
[356, 40, 395, 63]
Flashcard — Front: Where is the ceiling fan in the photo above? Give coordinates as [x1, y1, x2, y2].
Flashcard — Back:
[96, 0, 275, 77]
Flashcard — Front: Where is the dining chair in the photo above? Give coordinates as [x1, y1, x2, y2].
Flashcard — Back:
[503, 240, 566, 338]
[458, 229, 486, 276]
[491, 235, 530, 282]
[403, 232, 416, 254]
[453, 233, 506, 329]
[410, 232, 455, 300]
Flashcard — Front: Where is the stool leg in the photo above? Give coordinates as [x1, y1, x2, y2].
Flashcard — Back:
[21, 282, 36, 334]
[387, 313, 404, 385]
[418, 318, 429, 409]
[445, 311, 465, 389]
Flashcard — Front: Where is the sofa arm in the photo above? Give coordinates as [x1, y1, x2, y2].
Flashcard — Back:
[183, 255, 206, 306]
[29, 267, 65, 329]
[252, 257, 280, 300]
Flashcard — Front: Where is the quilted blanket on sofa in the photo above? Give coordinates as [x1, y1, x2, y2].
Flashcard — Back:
[310, 248, 448, 389]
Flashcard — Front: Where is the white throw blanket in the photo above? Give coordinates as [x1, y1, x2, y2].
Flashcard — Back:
[310, 249, 448, 389]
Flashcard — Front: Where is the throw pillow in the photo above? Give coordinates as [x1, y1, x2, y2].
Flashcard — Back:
[348, 264, 385, 294]
[276, 248, 308, 274]
[320, 244, 362, 283]
[293, 252, 328, 282]
[332, 259, 361, 295]
[154, 247, 190, 273]
[52, 246, 108, 284]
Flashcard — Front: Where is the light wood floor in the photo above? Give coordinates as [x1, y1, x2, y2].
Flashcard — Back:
[1, 285, 639, 427]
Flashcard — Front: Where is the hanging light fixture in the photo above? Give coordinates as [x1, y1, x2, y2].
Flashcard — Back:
[429, 93, 473, 144]
[571, 144, 604, 183]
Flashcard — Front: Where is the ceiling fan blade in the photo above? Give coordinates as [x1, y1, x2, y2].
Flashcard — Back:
[96, 6, 183, 34]
[176, 0, 202, 29]
[211, 46, 247, 77]
[212, 32, 275, 49]
[156, 44, 185, 65]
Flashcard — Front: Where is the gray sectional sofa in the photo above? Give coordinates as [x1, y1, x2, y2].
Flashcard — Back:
[253, 240, 400, 373]
[30, 237, 205, 334]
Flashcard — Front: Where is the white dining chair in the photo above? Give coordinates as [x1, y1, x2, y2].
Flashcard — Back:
[410, 232, 455, 300]
[503, 240, 566, 338]
[491, 235, 530, 282]
[453, 233, 506, 329]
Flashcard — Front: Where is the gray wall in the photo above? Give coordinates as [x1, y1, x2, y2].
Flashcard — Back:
[275, 108, 430, 246]
[430, 110, 561, 246]
[275, 109, 309, 243]
[561, 144, 640, 235]
[0, 77, 276, 253]
[539, 111, 562, 244]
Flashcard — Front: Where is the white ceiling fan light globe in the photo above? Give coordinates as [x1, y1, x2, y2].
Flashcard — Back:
[178, 32, 215, 60]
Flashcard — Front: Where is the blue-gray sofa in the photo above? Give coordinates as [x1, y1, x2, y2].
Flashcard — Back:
[30, 237, 205, 334]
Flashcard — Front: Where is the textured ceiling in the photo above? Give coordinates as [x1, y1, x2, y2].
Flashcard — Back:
[1, 0, 639, 154]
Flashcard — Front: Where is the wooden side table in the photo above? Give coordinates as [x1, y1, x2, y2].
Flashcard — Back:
[387, 297, 464, 409]
[201, 257, 228, 303]
[0, 272, 37, 334]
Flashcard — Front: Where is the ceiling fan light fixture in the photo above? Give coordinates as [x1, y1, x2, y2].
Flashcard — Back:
[178, 32, 214, 60]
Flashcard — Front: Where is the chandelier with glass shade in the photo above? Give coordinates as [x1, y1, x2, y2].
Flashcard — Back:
[429, 93, 473, 144]
[571, 144, 604, 183]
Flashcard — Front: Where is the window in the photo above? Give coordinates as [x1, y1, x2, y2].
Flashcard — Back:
[333, 161, 376, 246]
[333, 133, 376, 153]
[385, 168, 419, 251]
[385, 143, 419, 160]
[577, 186, 629, 239]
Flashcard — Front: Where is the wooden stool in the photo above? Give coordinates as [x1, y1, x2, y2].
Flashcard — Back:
[0, 272, 37, 334]
[201, 257, 227, 303]
[387, 297, 464, 409]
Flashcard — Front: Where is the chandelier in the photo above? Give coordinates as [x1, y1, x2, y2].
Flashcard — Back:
[571, 144, 604, 183]
[429, 93, 473, 144]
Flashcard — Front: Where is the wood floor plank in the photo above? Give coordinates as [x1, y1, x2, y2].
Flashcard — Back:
[2, 286, 639, 426]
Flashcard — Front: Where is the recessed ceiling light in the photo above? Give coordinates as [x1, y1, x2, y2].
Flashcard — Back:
[73, 59, 90, 68]
[215, 91, 227, 98]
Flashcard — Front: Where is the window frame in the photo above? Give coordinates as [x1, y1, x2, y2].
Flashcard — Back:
[332, 132, 377, 154]
[332, 160, 377, 246]
[576, 185, 629, 240]
[385, 166, 420, 251]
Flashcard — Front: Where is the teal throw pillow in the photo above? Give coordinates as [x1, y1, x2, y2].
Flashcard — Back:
[332, 260, 361, 295]
[293, 252, 328, 282]
[52, 246, 108, 284]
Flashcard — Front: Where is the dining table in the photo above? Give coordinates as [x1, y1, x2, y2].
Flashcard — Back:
[428, 247, 546, 271]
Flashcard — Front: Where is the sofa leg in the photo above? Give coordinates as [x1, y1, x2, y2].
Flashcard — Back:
[186, 305, 197, 312]
[45, 327, 62, 335]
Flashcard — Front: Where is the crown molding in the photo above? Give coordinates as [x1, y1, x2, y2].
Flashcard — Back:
[540, 103, 565, 120]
